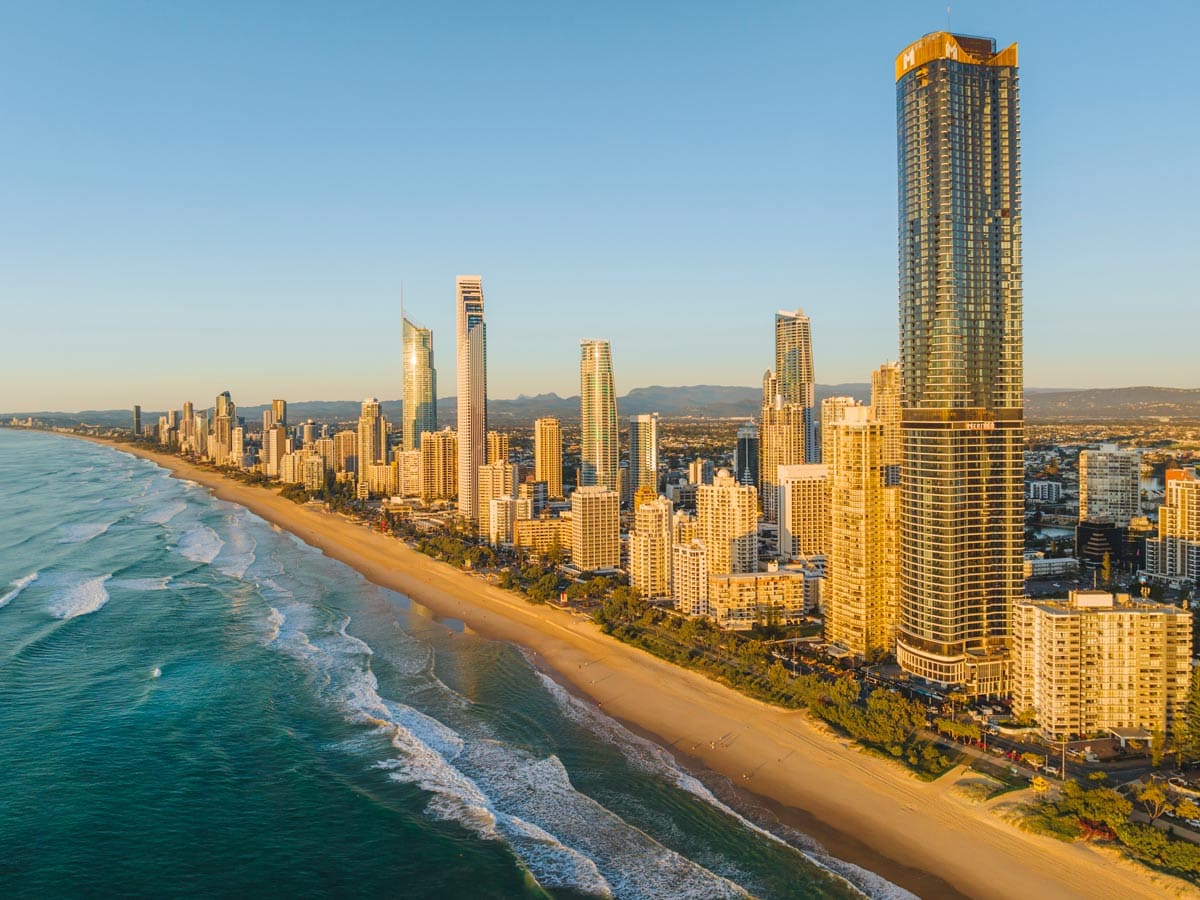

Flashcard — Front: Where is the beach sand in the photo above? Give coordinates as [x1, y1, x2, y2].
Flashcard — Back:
[99, 439, 1193, 899]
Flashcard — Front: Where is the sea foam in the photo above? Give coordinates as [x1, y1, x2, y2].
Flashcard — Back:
[532, 669, 910, 899]
[0, 571, 39, 609]
[140, 501, 187, 525]
[56, 521, 115, 544]
[47, 574, 112, 620]
[176, 525, 224, 564]
[112, 577, 172, 592]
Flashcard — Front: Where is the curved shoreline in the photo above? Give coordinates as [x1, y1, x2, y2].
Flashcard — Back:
[74, 435, 1193, 899]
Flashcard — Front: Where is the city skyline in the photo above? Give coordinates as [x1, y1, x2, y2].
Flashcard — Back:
[3, 3, 1199, 412]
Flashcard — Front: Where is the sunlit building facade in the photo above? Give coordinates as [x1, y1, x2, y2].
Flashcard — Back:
[456, 276, 487, 521]
[1012, 591, 1192, 741]
[580, 339, 618, 492]
[402, 316, 437, 451]
[534, 417, 563, 499]
[697, 470, 758, 576]
[894, 32, 1023, 694]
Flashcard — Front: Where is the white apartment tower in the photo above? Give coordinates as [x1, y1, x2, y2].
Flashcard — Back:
[456, 276, 487, 522]
[778, 464, 829, 559]
[697, 469, 758, 576]
[1079, 444, 1141, 525]
[630, 495, 673, 600]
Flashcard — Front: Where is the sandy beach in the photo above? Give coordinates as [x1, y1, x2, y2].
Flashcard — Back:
[94, 438, 1192, 899]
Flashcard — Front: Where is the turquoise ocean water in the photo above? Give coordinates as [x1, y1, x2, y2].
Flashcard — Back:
[0, 430, 905, 898]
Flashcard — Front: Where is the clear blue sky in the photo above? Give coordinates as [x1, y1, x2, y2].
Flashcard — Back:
[2, 0, 1197, 411]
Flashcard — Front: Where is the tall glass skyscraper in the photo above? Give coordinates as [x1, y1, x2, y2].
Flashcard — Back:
[894, 32, 1023, 694]
[456, 276, 487, 522]
[774, 310, 817, 463]
[579, 339, 618, 492]
[402, 315, 436, 451]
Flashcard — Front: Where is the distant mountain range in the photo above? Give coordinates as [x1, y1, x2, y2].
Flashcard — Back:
[7, 385, 1200, 429]
[1023, 387, 1200, 422]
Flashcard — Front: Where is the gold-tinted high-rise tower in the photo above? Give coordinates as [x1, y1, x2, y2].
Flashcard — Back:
[579, 339, 618, 492]
[895, 33, 1023, 694]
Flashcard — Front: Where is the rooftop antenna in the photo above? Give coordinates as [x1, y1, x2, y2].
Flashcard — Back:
[946, 4, 951, 32]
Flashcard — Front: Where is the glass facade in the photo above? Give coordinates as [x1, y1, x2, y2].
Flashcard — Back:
[401, 317, 436, 451]
[580, 340, 619, 492]
[894, 33, 1023, 693]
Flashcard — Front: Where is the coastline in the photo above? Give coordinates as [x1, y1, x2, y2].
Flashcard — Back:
[80, 436, 1192, 899]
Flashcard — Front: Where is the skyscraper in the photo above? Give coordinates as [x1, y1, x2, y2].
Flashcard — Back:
[272, 399, 288, 430]
[734, 420, 759, 487]
[777, 464, 829, 559]
[571, 486, 620, 572]
[456, 276, 487, 521]
[213, 391, 235, 465]
[357, 398, 387, 485]
[487, 430, 509, 466]
[1145, 467, 1200, 581]
[132, 404, 141, 436]
[630, 495, 673, 600]
[825, 403, 900, 658]
[775, 309, 817, 463]
[420, 427, 458, 501]
[895, 32, 1023, 694]
[759, 369, 806, 523]
[1080, 445, 1141, 525]
[628, 413, 659, 498]
[402, 315, 436, 451]
[477, 460, 517, 539]
[534, 417, 563, 499]
[870, 363, 902, 478]
[697, 469, 758, 576]
[579, 339, 618, 492]
[180, 401, 194, 448]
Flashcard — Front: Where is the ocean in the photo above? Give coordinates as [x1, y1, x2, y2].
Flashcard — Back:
[0, 430, 905, 898]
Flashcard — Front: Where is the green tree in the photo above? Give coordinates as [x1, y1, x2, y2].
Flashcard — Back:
[527, 573, 561, 602]
[1136, 781, 1170, 819]
[1174, 797, 1200, 822]
[1183, 666, 1200, 762]
[1059, 780, 1131, 829]
[1150, 730, 1167, 768]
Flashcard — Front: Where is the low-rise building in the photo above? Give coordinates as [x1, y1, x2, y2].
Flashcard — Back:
[1022, 553, 1080, 579]
[708, 565, 809, 631]
[513, 513, 571, 558]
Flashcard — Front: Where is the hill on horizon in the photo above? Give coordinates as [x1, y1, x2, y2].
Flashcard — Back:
[7, 385, 1200, 428]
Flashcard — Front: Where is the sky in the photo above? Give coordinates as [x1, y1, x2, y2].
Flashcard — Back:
[2, 0, 1198, 411]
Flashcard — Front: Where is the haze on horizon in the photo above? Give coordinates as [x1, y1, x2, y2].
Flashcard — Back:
[2, 1, 1198, 412]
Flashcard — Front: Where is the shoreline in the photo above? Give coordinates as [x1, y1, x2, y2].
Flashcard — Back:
[75, 435, 1192, 899]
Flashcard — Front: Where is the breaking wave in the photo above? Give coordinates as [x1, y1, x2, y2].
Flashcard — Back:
[47, 574, 112, 620]
[140, 500, 187, 525]
[56, 521, 115, 544]
[532, 669, 908, 899]
[0, 571, 39, 609]
[176, 525, 224, 564]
